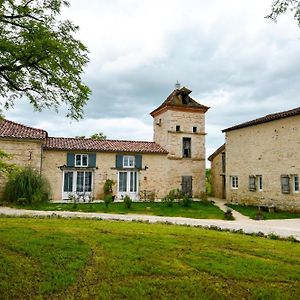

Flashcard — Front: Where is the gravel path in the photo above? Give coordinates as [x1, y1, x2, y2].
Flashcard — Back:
[0, 206, 300, 240]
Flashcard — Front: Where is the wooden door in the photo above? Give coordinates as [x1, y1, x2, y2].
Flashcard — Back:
[182, 176, 192, 196]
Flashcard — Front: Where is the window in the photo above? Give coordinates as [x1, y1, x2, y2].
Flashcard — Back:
[63, 171, 92, 194]
[64, 172, 73, 192]
[176, 125, 180, 132]
[182, 137, 191, 158]
[249, 175, 256, 191]
[123, 155, 135, 168]
[231, 176, 238, 189]
[193, 126, 197, 133]
[281, 175, 290, 194]
[75, 154, 88, 167]
[257, 175, 263, 191]
[293, 175, 299, 193]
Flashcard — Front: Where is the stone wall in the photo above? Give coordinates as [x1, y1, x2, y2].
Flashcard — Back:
[210, 151, 225, 199]
[42, 150, 170, 200]
[225, 115, 300, 211]
[0, 139, 43, 198]
[153, 108, 207, 197]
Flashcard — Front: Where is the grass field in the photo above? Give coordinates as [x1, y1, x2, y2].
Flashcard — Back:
[0, 217, 299, 299]
[227, 204, 300, 220]
[11, 200, 225, 219]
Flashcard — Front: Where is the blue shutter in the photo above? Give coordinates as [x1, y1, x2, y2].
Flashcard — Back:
[135, 155, 142, 169]
[88, 153, 96, 167]
[116, 154, 123, 169]
[67, 153, 75, 167]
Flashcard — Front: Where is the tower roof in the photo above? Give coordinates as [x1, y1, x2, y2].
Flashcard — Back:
[150, 87, 209, 117]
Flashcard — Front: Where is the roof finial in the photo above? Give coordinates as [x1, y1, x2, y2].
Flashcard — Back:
[175, 80, 181, 90]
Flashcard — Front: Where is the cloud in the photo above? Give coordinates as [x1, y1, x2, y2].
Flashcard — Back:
[4, 0, 300, 166]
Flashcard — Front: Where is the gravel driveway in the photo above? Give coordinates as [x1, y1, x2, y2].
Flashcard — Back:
[0, 206, 299, 240]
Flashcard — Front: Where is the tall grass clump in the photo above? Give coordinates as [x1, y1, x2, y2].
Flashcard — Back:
[4, 167, 51, 205]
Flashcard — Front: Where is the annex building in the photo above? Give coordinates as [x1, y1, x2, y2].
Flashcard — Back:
[0, 86, 209, 201]
[209, 107, 300, 211]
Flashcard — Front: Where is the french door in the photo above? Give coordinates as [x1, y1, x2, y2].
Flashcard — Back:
[63, 170, 93, 200]
[118, 171, 139, 200]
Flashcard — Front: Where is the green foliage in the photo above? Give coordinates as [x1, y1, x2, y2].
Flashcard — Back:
[205, 168, 212, 196]
[103, 179, 115, 195]
[181, 194, 192, 207]
[4, 167, 50, 204]
[267, 0, 300, 27]
[0, 0, 91, 119]
[104, 194, 112, 208]
[161, 189, 183, 207]
[90, 132, 107, 140]
[0, 149, 16, 174]
[123, 195, 132, 209]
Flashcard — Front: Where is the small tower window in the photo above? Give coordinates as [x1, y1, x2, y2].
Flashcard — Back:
[182, 137, 191, 158]
[193, 126, 197, 133]
[176, 125, 180, 132]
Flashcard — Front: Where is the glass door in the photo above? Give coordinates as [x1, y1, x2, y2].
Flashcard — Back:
[118, 171, 139, 200]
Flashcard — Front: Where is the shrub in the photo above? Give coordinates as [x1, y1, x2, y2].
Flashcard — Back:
[103, 179, 115, 195]
[104, 194, 112, 208]
[224, 209, 234, 220]
[162, 189, 184, 207]
[4, 167, 50, 204]
[124, 195, 132, 209]
[181, 194, 192, 207]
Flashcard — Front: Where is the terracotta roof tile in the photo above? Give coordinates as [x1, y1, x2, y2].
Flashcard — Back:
[44, 137, 168, 154]
[222, 107, 300, 132]
[150, 87, 209, 116]
[0, 119, 47, 140]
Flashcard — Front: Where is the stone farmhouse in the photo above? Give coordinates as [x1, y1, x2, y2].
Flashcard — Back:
[209, 107, 300, 211]
[0, 86, 209, 201]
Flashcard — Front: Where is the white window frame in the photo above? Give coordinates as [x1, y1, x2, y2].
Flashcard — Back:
[230, 176, 238, 189]
[257, 175, 263, 191]
[293, 175, 299, 193]
[75, 154, 88, 167]
[62, 170, 93, 199]
[123, 155, 135, 168]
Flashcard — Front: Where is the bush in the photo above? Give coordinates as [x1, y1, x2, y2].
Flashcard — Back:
[124, 195, 132, 209]
[224, 209, 234, 220]
[4, 167, 50, 204]
[103, 179, 115, 195]
[162, 189, 184, 207]
[104, 194, 112, 208]
[181, 194, 192, 207]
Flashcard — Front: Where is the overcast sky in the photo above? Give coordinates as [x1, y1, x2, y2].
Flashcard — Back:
[5, 0, 300, 163]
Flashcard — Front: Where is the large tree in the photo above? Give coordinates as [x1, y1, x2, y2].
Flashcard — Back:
[0, 0, 91, 120]
[267, 0, 300, 27]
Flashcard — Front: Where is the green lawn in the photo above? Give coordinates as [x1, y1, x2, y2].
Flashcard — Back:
[0, 217, 299, 299]
[11, 201, 225, 219]
[227, 204, 300, 220]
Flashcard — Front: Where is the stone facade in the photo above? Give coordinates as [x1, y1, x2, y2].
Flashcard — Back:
[0, 86, 209, 201]
[42, 150, 169, 200]
[208, 144, 225, 199]
[0, 139, 43, 198]
[209, 109, 300, 212]
[152, 109, 207, 197]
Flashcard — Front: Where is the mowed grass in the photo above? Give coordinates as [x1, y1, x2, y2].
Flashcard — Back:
[227, 204, 300, 220]
[0, 217, 300, 299]
[12, 201, 225, 219]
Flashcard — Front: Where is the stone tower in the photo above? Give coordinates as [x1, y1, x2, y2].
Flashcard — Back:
[150, 86, 209, 197]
